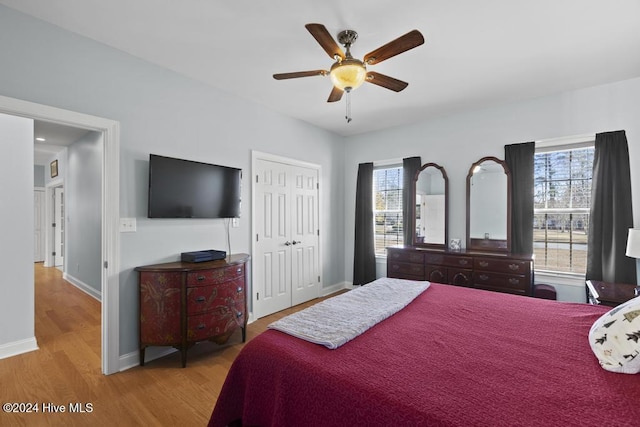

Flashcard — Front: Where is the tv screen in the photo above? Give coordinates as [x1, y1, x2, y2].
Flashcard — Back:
[148, 154, 241, 218]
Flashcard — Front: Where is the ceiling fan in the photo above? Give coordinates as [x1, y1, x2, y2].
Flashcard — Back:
[273, 23, 425, 122]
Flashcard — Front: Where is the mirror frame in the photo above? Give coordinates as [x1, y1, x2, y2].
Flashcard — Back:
[412, 162, 449, 249]
[466, 156, 512, 253]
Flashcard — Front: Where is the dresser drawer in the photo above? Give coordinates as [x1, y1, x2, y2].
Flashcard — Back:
[387, 261, 424, 280]
[472, 271, 528, 294]
[387, 249, 424, 264]
[187, 308, 244, 342]
[474, 258, 530, 274]
[443, 255, 473, 269]
[186, 277, 245, 315]
[425, 253, 445, 265]
[186, 264, 245, 287]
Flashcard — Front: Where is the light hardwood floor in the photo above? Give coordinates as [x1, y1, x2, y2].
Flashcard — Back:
[0, 263, 334, 426]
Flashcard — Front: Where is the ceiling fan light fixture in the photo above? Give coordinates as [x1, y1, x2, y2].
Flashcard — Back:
[329, 59, 367, 91]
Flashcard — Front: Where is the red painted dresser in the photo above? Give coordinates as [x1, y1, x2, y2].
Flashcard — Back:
[135, 253, 250, 367]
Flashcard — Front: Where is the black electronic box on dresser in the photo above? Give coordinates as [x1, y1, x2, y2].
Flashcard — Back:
[135, 253, 250, 367]
[389, 157, 534, 296]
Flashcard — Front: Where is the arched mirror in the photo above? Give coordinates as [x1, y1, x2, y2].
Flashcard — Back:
[412, 163, 448, 248]
[466, 157, 511, 252]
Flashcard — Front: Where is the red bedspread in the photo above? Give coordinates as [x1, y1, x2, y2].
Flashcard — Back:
[209, 284, 640, 426]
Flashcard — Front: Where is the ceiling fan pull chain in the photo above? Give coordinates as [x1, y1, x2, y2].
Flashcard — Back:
[345, 90, 352, 123]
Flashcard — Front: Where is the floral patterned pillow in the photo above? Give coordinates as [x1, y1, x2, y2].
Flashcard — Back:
[589, 295, 640, 374]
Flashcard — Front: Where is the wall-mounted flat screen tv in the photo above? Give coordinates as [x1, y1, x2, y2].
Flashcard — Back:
[148, 154, 241, 218]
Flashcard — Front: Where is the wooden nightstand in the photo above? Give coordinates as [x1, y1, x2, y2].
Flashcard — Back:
[585, 280, 638, 307]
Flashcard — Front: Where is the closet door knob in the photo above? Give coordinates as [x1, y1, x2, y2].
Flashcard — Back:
[284, 241, 292, 246]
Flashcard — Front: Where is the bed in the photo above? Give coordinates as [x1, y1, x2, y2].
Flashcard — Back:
[208, 281, 640, 426]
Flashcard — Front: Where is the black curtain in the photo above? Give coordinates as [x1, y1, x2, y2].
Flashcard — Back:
[403, 157, 422, 246]
[586, 130, 636, 284]
[353, 163, 376, 285]
[505, 142, 535, 255]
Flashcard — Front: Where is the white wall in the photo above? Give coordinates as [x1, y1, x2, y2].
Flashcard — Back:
[34, 165, 45, 187]
[66, 131, 103, 296]
[0, 112, 37, 357]
[0, 5, 345, 357]
[345, 77, 640, 301]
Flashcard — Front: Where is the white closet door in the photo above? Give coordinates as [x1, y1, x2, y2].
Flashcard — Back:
[254, 159, 293, 318]
[290, 165, 320, 306]
[253, 158, 321, 319]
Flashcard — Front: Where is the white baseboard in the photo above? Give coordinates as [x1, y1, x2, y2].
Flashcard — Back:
[119, 347, 178, 372]
[321, 281, 353, 297]
[63, 272, 102, 301]
[0, 337, 39, 360]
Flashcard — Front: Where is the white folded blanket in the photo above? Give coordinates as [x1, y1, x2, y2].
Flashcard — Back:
[267, 277, 430, 349]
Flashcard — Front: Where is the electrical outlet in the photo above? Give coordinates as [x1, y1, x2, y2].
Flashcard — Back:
[232, 218, 239, 228]
[120, 217, 137, 232]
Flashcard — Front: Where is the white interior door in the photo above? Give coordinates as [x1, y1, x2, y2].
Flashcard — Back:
[290, 166, 320, 306]
[53, 186, 64, 267]
[253, 156, 320, 319]
[34, 189, 46, 262]
[254, 159, 293, 318]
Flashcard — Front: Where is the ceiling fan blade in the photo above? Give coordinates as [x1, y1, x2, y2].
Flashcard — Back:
[273, 70, 328, 80]
[363, 30, 424, 65]
[366, 72, 409, 92]
[327, 86, 344, 103]
[305, 23, 345, 60]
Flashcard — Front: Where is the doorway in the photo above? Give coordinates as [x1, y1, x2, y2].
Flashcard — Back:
[0, 94, 120, 375]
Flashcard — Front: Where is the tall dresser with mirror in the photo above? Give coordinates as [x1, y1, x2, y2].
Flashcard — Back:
[387, 158, 534, 296]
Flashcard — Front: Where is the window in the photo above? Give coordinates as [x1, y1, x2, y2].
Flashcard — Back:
[533, 144, 594, 274]
[373, 166, 403, 255]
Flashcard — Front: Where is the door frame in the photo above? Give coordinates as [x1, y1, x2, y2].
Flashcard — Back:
[251, 151, 322, 320]
[0, 94, 120, 375]
[34, 187, 46, 262]
[44, 182, 64, 268]
[52, 185, 64, 268]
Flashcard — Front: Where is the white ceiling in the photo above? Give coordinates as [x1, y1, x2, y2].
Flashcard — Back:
[33, 121, 90, 166]
[3, 0, 640, 137]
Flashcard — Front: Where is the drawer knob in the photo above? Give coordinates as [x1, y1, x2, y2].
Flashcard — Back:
[459, 259, 468, 266]
[479, 261, 489, 267]
[197, 324, 206, 330]
[479, 274, 489, 281]
[196, 296, 206, 303]
[508, 264, 520, 271]
[197, 275, 205, 281]
[509, 278, 520, 284]
[237, 287, 243, 293]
